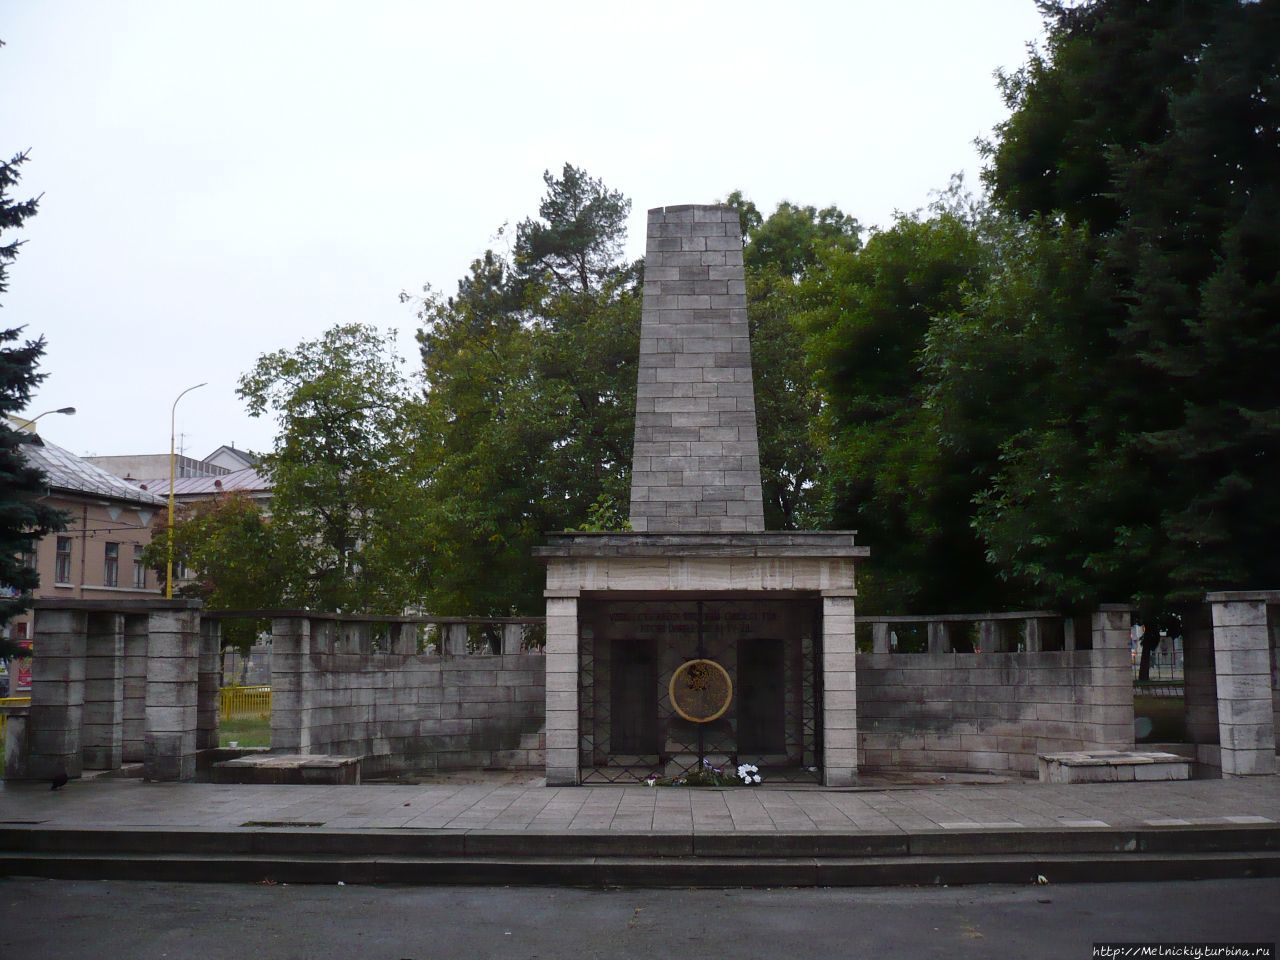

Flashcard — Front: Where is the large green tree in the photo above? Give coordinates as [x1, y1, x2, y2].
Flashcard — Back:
[0, 146, 67, 655]
[967, 0, 1280, 613]
[800, 199, 1010, 613]
[724, 194, 861, 529]
[142, 492, 285, 652]
[408, 165, 639, 615]
[238, 323, 427, 613]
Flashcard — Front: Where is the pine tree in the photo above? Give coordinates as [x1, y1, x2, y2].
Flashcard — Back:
[0, 148, 68, 655]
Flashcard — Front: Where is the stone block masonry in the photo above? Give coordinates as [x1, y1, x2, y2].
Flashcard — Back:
[857, 648, 1135, 776]
[630, 204, 764, 532]
[270, 616, 546, 778]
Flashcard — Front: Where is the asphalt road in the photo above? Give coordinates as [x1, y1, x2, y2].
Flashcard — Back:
[1, 877, 1277, 960]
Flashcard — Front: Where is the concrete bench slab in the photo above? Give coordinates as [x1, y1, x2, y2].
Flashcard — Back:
[211, 754, 363, 785]
[1038, 750, 1191, 784]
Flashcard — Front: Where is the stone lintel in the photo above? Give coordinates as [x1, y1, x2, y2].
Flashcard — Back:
[1205, 590, 1280, 604]
[535, 531, 867, 561]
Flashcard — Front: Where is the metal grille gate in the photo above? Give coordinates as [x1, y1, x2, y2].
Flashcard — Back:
[578, 598, 823, 784]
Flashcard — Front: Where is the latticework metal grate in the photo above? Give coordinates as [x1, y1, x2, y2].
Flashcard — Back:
[578, 599, 822, 785]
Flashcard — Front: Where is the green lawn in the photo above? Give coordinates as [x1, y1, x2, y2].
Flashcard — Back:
[1134, 695, 1187, 743]
[219, 716, 270, 748]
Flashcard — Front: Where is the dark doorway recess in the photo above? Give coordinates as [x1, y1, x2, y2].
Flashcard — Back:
[737, 637, 786, 754]
[610, 636, 659, 754]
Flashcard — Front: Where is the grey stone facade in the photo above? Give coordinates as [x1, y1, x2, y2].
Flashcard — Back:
[15, 600, 216, 783]
[629, 204, 764, 533]
[269, 617, 546, 778]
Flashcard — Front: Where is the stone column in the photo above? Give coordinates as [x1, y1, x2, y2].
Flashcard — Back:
[121, 614, 149, 763]
[144, 606, 200, 781]
[978, 620, 999, 654]
[28, 608, 88, 780]
[81, 612, 124, 770]
[629, 204, 764, 533]
[270, 616, 311, 754]
[1208, 594, 1277, 776]
[3, 710, 29, 779]
[544, 592, 580, 786]
[196, 617, 221, 751]
[445, 623, 469, 657]
[388, 622, 416, 655]
[1091, 605, 1136, 750]
[927, 620, 950, 654]
[821, 593, 857, 786]
[1024, 618, 1044, 653]
[501, 623, 525, 655]
[871, 622, 890, 654]
[339, 621, 372, 655]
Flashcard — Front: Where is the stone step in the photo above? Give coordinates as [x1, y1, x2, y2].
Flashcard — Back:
[211, 754, 363, 785]
[1, 849, 1277, 887]
[4, 824, 1277, 859]
[1038, 751, 1192, 784]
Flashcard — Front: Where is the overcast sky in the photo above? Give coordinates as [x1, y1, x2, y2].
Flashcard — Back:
[2, 1, 1045, 461]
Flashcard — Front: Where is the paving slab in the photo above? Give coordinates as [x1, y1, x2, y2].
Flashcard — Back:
[2, 775, 1278, 835]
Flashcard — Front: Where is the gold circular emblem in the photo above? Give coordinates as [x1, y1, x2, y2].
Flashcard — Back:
[668, 658, 733, 723]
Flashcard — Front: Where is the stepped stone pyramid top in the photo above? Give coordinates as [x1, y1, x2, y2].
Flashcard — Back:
[628, 204, 765, 533]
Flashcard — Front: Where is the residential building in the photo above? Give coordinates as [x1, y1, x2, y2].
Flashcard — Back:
[85, 452, 228, 482]
[138, 467, 272, 509]
[2, 429, 167, 687]
[201, 444, 258, 473]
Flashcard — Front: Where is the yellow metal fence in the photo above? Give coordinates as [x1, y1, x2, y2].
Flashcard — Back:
[0, 689, 270, 742]
[219, 685, 272, 720]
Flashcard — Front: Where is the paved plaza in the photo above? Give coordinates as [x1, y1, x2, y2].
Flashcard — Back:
[2, 775, 1278, 835]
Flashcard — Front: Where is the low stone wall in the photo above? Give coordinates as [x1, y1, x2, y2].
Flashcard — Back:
[269, 617, 545, 779]
[857, 649, 1133, 776]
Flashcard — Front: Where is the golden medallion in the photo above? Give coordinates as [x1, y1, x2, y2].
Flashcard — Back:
[668, 658, 733, 723]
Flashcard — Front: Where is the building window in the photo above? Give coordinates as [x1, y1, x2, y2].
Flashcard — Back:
[132, 544, 146, 590]
[55, 537, 73, 583]
[104, 542, 120, 587]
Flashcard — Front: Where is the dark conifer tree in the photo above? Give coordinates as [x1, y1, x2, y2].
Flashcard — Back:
[0, 146, 67, 654]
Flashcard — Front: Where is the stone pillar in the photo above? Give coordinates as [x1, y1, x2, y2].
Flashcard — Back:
[121, 614, 149, 763]
[445, 623, 469, 657]
[338, 621, 372, 655]
[1024, 618, 1044, 653]
[544, 593, 580, 786]
[81, 612, 124, 770]
[927, 620, 950, 654]
[3, 709, 29, 779]
[196, 617, 221, 751]
[28, 608, 87, 780]
[629, 204, 764, 533]
[270, 616, 311, 754]
[144, 606, 200, 781]
[871, 622, 890, 654]
[388, 622, 416, 655]
[1272, 614, 1280, 740]
[1182, 605, 1220, 747]
[978, 620, 998, 654]
[501, 623, 525, 655]
[1208, 594, 1277, 776]
[821, 594, 857, 786]
[1091, 605, 1136, 750]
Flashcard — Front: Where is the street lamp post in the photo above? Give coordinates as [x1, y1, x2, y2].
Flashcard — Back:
[12, 406, 76, 430]
[166, 383, 207, 599]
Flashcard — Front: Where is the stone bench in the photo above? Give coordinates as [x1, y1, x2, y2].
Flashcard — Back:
[211, 753, 363, 785]
[1038, 750, 1191, 784]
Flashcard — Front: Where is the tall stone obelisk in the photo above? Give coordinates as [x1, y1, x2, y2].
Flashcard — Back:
[628, 204, 765, 533]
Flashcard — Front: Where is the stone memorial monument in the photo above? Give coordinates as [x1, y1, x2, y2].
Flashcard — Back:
[536, 205, 867, 786]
